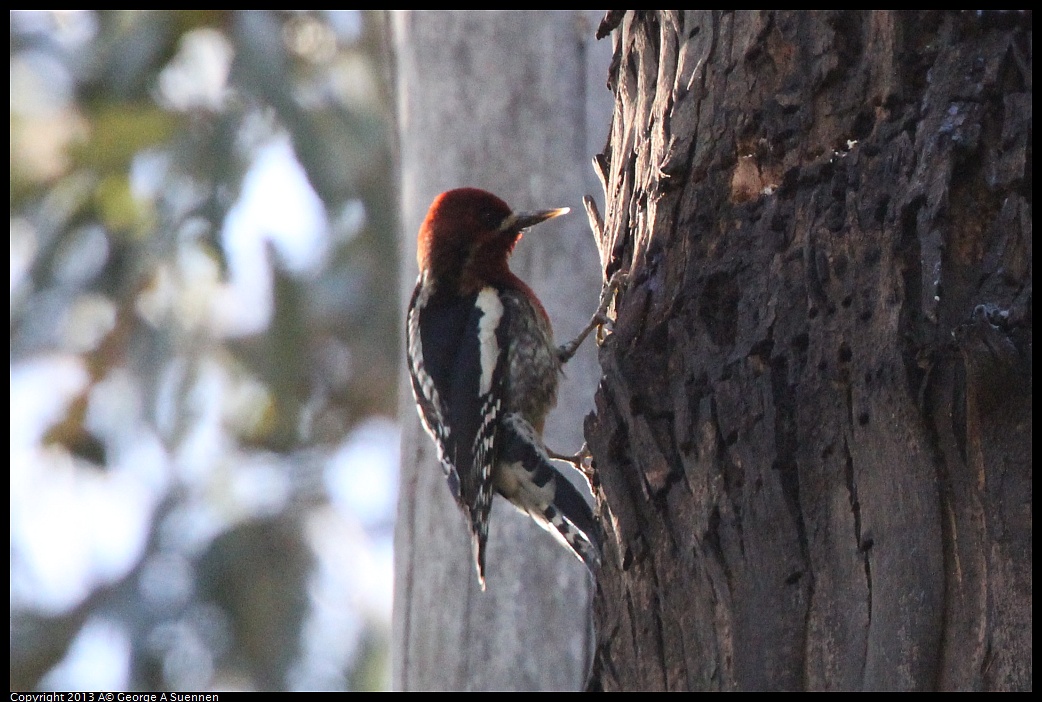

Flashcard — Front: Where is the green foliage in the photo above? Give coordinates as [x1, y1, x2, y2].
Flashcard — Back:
[11, 10, 397, 691]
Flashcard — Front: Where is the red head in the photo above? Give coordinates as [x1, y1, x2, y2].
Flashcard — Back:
[417, 188, 569, 294]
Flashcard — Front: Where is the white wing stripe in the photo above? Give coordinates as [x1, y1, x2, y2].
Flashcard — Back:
[474, 287, 505, 396]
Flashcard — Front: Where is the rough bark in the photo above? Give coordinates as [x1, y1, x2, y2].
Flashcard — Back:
[586, 10, 1031, 691]
[392, 11, 612, 691]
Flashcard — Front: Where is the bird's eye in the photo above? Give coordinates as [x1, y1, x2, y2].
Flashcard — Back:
[480, 208, 502, 229]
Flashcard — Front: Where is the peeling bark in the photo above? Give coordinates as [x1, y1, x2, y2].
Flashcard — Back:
[586, 10, 1031, 691]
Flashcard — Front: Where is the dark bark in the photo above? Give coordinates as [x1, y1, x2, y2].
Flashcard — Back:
[586, 10, 1031, 691]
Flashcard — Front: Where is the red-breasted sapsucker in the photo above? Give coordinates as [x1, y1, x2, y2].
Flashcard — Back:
[406, 187, 601, 588]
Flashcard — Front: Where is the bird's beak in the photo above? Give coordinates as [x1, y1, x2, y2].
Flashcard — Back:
[499, 207, 570, 233]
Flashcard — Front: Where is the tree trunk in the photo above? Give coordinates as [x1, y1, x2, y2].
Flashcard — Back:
[587, 10, 1031, 691]
[392, 11, 612, 691]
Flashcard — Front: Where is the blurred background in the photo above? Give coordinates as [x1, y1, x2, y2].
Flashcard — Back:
[11, 10, 398, 691]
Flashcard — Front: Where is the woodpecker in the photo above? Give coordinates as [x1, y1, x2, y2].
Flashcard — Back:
[406, 187, 602, 588]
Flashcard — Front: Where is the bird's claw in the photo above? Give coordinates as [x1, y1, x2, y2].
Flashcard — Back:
[594, 270, 628, 344]
[548, 442, 597, 486]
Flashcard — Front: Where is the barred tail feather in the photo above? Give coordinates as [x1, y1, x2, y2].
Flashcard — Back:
[470, 517, 489, 590]
[470, 488, 493, 590]
[540, 476, 602, 572]
[495, 414, 602, 574]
